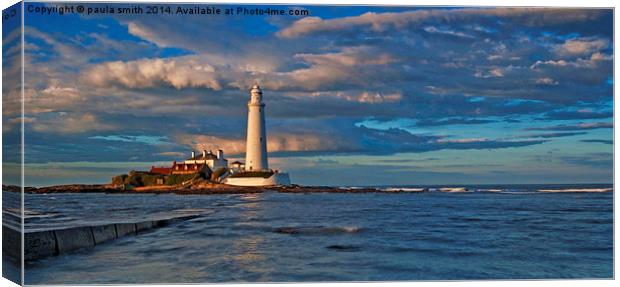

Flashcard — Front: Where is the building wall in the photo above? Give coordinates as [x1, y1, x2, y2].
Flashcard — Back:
[224, 172, 290, 187]
[184, 159, 227, 170]
[211, 159, 228, 171]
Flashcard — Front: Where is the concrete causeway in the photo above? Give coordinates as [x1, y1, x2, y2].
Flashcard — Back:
[3, 214, 201, 262]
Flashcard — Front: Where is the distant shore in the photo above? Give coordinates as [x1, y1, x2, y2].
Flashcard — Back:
[2, 184, 419, 195]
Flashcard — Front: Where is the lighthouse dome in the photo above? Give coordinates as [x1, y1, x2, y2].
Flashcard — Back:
[251, 84, 262, 93]
[250, 84, 263, 103]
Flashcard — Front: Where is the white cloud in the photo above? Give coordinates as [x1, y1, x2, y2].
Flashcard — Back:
[423, 26, 474, 38]
[82, 57, 222, 90]
[554, 38, 609, 57]
[474, 67, 505, 78]
[126, 22, 173, 48]
[306, 91, 402, 104]
[530, 52, 612, 70]
[535, 77, 559, 85]
[81, 46, 397, 94]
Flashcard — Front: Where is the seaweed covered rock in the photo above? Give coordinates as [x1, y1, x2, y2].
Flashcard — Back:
[210, 167, 228, 182]
[112, 171, 204, 187]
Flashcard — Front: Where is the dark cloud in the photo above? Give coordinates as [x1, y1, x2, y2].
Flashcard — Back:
[352, 126, 547, 155]
[414, 117, 497, 127]
[518, 132, 587, 139]
[559, 153, 612, 169]
[538, 110, 612, 120]
[580, 139, 613, 145]
[526, 122, 613, 131]
[376, 157, 439, 163]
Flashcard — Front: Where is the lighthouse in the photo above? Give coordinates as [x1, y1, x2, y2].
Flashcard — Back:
[224, 85, 291, 186]
[245, 84, 269, 171]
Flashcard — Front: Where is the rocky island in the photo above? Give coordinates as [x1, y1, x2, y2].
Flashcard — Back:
[3, 182, 427, 195]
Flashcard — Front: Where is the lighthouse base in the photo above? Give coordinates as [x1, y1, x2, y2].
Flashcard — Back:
[224, 172, 291, 187]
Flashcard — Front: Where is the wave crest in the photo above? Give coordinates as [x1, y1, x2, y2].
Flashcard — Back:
[538, 188, 612, 193]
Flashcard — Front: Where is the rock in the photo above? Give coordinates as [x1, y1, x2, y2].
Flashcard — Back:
[326, 244, 361, 252]
[274, 227, 300, 234]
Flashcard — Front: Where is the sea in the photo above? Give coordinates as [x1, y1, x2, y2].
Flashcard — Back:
[2, 183, 613, 284]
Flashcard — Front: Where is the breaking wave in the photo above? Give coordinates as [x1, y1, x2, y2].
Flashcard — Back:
[382, 187, 428, 192]
[437, 187, 469, 193]
[538, 188, 613, 193]
[477, 189, 504, 192]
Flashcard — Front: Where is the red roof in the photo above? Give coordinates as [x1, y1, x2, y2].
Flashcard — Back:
[150, 166, 172, 175]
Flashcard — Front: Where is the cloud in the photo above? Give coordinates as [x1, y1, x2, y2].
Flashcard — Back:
[539, 109, 612, 120]
[535, 77, 559, 85]
[265, 46, 398, 91]
[21, 84, 84, 115]
[156, 151, 187, 158]
[436, 137, 490, 143]
[88, 135, 172, 145]
[580, 139, 612, 145]
[81, 57, 222, 90]
[554, 37, 609, 57]
[126, 22, 170, 47]
[559, 152, 612, 169]
[303, 90, 402, 104]
[172, 124, 548, 158]
[174, 132, 356, 156]
[415, 117, 496, 127]
[474, 67, 505, 78]
[431, 138, 547, 150]
[376, 157, 439, 163]
[530, 52, 612, 70]
[518, 132, 587, 139]
[423, 26, 474, 38]
[526, 122, 613, 131]
[277, 8, 606, 38]
[30, 113, 117, 134]
[80, 45, 400, 94]
[13, 4, 614, 187]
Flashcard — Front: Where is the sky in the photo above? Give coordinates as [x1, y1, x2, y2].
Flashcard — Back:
[2, 3, 614, 186]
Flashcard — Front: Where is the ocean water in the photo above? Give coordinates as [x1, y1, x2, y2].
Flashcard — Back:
[4, 184, 614, 284]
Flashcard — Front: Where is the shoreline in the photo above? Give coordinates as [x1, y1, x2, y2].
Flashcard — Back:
[2, 183, 613, 195]
[2, 184, 405, 195]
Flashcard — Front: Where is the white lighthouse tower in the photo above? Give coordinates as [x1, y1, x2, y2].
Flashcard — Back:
[245, 85, 269, 171]
[224, 85, 290, 186]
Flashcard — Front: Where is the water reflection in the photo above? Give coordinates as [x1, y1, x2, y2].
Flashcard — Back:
[231, 193, 269, 280]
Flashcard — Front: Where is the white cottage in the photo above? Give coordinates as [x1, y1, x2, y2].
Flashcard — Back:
[184, 149, 228, 171]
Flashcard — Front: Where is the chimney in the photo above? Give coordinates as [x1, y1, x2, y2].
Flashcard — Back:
[191, 151, 195, 158]
[202, 150, 207, 157]
[217, 149, 224, 159]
